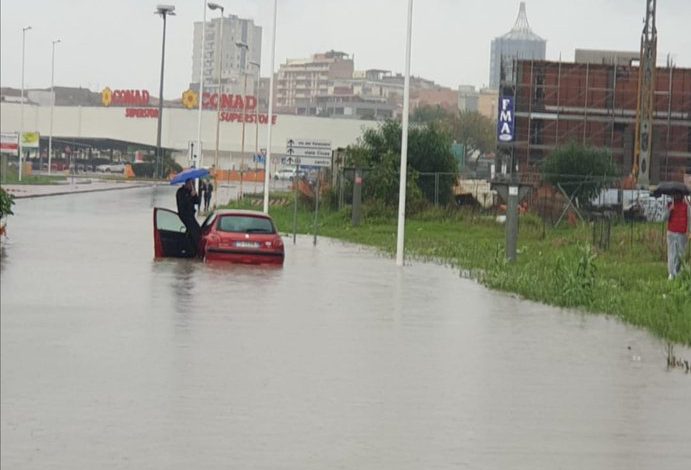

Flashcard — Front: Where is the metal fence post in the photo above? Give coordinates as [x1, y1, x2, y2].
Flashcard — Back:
[352, 167, 362, 226]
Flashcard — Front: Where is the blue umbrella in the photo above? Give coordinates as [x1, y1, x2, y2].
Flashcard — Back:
[169, 167, 209, 185]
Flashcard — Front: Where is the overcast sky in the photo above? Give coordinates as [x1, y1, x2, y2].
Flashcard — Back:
[1, 0, 690, 98]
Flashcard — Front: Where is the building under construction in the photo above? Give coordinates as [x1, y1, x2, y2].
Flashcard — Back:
[511, 59, 691, 182]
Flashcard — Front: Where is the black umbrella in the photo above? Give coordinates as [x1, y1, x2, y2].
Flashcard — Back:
[652, 181, 690, 198]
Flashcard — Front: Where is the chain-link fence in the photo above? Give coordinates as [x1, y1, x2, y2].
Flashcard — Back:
[332, 167, 688, 258]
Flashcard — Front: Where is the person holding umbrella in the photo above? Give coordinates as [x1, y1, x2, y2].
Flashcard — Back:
[658, 182, 691, 280]
[171, 167, 210, 254]
[176, 178, 202, 252]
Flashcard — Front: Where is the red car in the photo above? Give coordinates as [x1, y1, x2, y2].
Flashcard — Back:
[153, 208, 285, 265]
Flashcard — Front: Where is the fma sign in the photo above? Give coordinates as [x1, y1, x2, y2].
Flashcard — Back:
[497, 96, 515, 142]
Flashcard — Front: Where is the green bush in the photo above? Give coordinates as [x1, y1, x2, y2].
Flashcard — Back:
[541, 142, 618, 204]
[0, 187, 15, 218]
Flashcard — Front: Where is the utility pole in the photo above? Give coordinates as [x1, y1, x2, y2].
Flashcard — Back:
[48, 39, 61, 175]
[633, 0, 657, 186]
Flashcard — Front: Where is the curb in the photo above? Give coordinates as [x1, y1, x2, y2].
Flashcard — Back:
[6, 184, 151, 199]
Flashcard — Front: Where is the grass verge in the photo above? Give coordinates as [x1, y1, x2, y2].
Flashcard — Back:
[1, 171, 66, 185]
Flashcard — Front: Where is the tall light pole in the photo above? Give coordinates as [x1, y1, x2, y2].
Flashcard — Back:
[208, 1, 224, 208]
[154, 4, 176, 179]
[248, 60, 261, 193]
[262, 0, 277, 214]
[235, 41, 249, 199]
[196, 0, 207, 171]
[19, 25, 31, 182]
[395, 0, 414, 267]
[48, 39, 61, 175]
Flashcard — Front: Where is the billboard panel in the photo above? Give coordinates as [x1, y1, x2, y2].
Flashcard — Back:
[21, 131, 40, 149]
[497, 97, 515, 143]
[0, 132, 19, 154]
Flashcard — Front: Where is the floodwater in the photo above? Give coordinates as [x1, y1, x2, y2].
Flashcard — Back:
[1, 186, 690, 470]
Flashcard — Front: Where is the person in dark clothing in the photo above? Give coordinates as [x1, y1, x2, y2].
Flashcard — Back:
[203, 180, 213, 212]
[198, 180, 207, 213]
[176, 178, 201, 253]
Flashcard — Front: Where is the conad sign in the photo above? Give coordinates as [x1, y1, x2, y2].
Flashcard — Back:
[102, 87, 156, 118]
[102, 88, 150, 107]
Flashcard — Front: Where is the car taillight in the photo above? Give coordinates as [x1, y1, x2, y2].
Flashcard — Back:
[272, 237, 284, 249]
[207, 234, 220, 246]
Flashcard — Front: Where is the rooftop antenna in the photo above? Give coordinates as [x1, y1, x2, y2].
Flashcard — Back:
[512, 2, 531, 33]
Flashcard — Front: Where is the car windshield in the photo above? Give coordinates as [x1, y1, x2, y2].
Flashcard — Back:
[217, 215, 275, 234]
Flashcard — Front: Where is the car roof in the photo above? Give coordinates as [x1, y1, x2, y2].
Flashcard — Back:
[211, 209, 273, 219]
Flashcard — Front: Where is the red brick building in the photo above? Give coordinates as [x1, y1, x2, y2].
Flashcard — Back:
[511, 60, 691, 181]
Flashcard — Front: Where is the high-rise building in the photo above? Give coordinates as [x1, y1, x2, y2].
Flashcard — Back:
[191, 14, 262, 96]
[489, 2, 546, 88]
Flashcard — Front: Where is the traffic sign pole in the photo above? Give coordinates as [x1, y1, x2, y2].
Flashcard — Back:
[292, 162, 299, 244]
[313, 169, 321, 246]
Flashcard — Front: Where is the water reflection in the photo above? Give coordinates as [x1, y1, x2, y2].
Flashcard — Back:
[1, 187, 690, 470]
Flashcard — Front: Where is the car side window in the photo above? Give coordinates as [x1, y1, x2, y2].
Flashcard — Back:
[156, 210, 186, 233]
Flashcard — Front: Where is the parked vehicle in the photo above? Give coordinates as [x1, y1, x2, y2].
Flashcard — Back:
[153, 208, 284, 265]
[96, 163, 126, 173]
[273, 168, 307, 181]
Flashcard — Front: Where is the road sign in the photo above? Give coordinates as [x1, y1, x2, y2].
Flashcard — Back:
[0, 132, 19, 155]
[282, 156, 301, 165]
[286, 138, 332, 167]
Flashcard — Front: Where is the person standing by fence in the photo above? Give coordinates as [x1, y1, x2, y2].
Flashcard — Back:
[665, 192, 691, 280]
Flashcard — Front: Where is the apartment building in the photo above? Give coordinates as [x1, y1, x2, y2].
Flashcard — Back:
[275, 51, 354, 112]
[191, 14, 262, 96]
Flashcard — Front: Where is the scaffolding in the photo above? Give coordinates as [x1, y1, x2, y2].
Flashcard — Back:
[512, 59, 691, 182]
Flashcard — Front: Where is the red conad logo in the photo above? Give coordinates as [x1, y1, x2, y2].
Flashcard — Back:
[102, 88, 151, 107]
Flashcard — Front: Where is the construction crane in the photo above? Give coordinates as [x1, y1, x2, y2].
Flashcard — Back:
[633, 0, 657, 186]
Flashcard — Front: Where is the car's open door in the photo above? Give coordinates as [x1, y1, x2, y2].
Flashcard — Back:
[153, 208, 195, 258]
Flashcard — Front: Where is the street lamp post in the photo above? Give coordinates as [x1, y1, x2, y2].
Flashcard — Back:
[251, 67, 261, 193]
[208, 1, 224, 209]
[262, 0, 278, 214]
[154, 4, 176, 180]
[48, 39, 61, 175]
[235, 41, 250, 199]
[19, 25, 31, 182]
[196, 0, 207, 171]
[395, 0, 414, 267]
[247, 60, 260, 193]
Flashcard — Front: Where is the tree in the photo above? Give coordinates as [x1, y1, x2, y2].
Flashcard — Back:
[451, 110, 496, 158]
[346, 120, 457, 208]
[541, 142, 618, 204]
[412, 107, 496, 164]
[411, 105, 453, 125]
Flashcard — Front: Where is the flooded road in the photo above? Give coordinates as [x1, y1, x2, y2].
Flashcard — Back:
[2, 186, 690, 469]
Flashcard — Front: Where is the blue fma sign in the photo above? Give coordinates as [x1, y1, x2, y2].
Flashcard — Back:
[497, 96, 515, 142]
